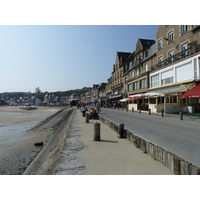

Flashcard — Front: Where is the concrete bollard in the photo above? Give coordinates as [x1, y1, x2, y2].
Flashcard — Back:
[118, 123, 125, 138]
[149, 108, 151, 115]
[161, 109, 164, 117]
[94, 122, 100, 141]
[86, 113, 89, 123]
[180, 111, 183, 120]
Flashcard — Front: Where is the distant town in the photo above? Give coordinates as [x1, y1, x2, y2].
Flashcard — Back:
[0, 85, 104, 106]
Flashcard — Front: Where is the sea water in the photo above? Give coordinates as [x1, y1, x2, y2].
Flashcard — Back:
[0, 111, 50, 145]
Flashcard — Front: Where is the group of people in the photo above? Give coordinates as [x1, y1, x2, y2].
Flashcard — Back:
[79, 103, 99, 119]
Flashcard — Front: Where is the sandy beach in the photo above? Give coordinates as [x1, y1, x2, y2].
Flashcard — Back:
[0, 106, 67, 175]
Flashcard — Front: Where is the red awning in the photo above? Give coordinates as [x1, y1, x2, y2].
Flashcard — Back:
[129, 97, 136, 101]
[182, 84, 200, 98]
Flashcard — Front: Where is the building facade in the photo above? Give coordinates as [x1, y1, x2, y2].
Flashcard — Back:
[148, 25, 200, 113]
[106, 25, 200, 113]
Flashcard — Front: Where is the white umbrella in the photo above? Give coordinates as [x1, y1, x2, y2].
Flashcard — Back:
[144, 92, 165, 97]
[128, 93, 145, 98]
[119, 98, 129, 102]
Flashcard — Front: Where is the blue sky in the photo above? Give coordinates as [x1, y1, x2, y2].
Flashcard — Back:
[0, 25, 158, 93]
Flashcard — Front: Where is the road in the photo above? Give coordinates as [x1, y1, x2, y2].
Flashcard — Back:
[99, 107, 200, 167]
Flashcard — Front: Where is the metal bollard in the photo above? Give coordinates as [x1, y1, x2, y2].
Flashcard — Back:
[118, 123, 125, 138]
[161, 109, 164, 117]
[126, 106, 128, 112]
[82, 110, 86, 117]
[180, 111, 183, 120]
[149, 108, 151, 115]
[139, 108, 141, 113]
[86, 113, 89, 123]
[132, 107, 134, 112]
[94, 122, 100, 141]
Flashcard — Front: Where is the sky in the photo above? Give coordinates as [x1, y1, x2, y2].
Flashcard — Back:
[0, 25, 158, 93]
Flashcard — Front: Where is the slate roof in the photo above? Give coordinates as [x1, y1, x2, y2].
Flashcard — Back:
[139, 39, 155, 49]
[117, 51, 131, 63]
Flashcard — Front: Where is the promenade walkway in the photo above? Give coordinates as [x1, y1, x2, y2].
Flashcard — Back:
[53, 109, 174, 175]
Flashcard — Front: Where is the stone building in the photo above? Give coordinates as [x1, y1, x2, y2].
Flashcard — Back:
[124, 38, 156, 111]
[106, 25, 200, 113]
[148, 25, 200, 113]
[108, 51, 131, 105]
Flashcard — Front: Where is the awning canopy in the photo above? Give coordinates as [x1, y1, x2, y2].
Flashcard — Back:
[128, 92, 164, 98]
[119, 98, 129, 102]
[182, 84, 200, 98]
[129, 93, 144, 98]
[129, 97, 136, 101]
[147, 82, 195, 95]
[144, 92, 165, 97]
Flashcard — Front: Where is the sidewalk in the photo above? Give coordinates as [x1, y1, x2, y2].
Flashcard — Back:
[54, 109, 174, 175]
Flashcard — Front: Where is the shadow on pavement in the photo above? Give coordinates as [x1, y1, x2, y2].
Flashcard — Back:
[98, 140, 118, 143]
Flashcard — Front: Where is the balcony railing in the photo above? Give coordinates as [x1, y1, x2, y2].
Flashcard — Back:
[125, 72, 148, 84]
[151, 44, 200, 71]
[111, 82, 123, 90]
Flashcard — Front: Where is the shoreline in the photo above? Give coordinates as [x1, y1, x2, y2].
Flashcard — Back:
[0, 106, 68, 175]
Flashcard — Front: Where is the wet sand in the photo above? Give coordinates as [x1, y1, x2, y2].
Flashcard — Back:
[0, 106, 67, 175]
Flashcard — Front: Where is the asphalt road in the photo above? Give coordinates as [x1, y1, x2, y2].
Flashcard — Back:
[99, 107, 200, 167]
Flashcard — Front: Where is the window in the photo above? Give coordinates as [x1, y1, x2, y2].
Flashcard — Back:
[128, 84, 133, 91]
[158, 39, 162, 50]
[131, 71, 134, 78]
[158, 56, 163, 67]
[145, 64, 148, 72]
[172, 95, 177, 103]
[129, 61, 132, 70]
[149, 98, 156, 104]
[181, 25, 187, 34]
[134, 81, 139, 90]
[145, 50, 148, 57]
[151, 74, 159, 88]
[168, 50, 174, 63]
[182, 43, 188, 57]
[161, 77, 173, 85]
[140, 79, 147, 88]
[168, 31, 173, 43]
[139, 67, 142, 75]
[136, 68, 139, 76]
[140, 53, 143, 60]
